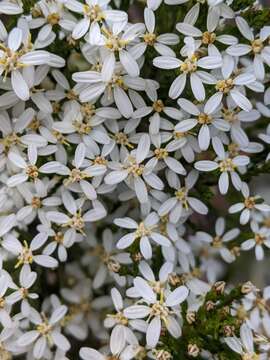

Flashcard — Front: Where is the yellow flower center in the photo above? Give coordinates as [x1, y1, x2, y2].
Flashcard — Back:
[114, 132, 134, 148]
[135, 222, 152, 238]
[202, 31, 216, 45]
[152, 99, 164, 113]
[198, 113, 212, 124]
[251, 39, 264, 54]
[26, 165, 39, 179]
[216, 78, 234, 93]
[15, 241, 33, 268]
[244, 197, 256, 209]
[219, 158, 236, 172]
[255, 233, 266, 245]
[154, 148, 168, 159]
[143, 32, 157, 46]
[47, 13, 60, 25]
[180, 55, 198, 73]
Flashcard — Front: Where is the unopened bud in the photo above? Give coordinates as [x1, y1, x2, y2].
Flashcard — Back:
[223, 325, 235, 337]
[213, 281, 226, 294]
[205, 301, 215, 311]
[186, 311, 196, 324]
[188, 344, 200, 357]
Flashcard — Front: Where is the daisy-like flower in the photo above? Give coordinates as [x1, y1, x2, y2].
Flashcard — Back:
[146, 134, 186, 175]
[6, 265, 38, 316]
[90, 22, 144, 77]
[0, 108, 37, 156]
[126, 260, 174, 298]
[53, 100, 112, 148]
[104, 134, 164, 204]
[29, 0, 72, 48]
[65, 0, 127, 43]
[176, 97, 230, 150]
[130, 8, 179, 59]
[16, 180, 62, 224]
[194, 217, 240, 263]
[72, 55, 145, 118]
[158, 170, 208, 223]
[132, 94, 183, 135]
[229, 183, 270, 225]
[226, 17, 270, 80]
[46, 191, 107, 237]
[114, 212, 171, 259]
[17, 305, 70, 359]
[0, 26, 51, 100]
[195, 138, 249, 194]
[153, 37, 222, 101]
[176, 7, 238, 54]
[60, 143, 106, 200]
[6, 146, 70, 188]
[207, 54, 256, 112]
[224, 323, 259, 359]
[124, 280, 189, 348]
[2, 232, 58, 269]
[241, 221, 270, 261]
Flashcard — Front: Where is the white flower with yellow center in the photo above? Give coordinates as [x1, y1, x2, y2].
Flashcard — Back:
[226, 17, 270, 81]
[195, 138, 249, 194]
[0, 27, 51, 100]
[229, 182, 270, 225]
[176, 97, 230, 150]
[105, 134, 164, 204]
[124, 280, 189, 348]
[241, 221, 270, 261]
[65, 0, 127, 44]
[17, 305, 70, 359]
[153, 37, 222, 101]
[114, 212, 171, 259]
[158, 170, 208, 223]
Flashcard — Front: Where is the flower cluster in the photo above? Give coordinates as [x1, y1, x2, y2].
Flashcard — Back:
[0, 0, 270, 358]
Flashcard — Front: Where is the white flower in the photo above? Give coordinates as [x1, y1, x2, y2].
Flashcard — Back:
[153, 37, 222, 101]
[124, 280, 189, 348]
[195, 138, 249, 194]
[130, 8, 179, 59]
[158, 170, 208, 223]
[65, 0, 127, 43]
[176, 7, 238, 53]
[207, 55, 257, 112]
[194, 217, 240, 263]
[114, 212, 171, 259]
[6, 265, 38, 316]
[72, 54, 145, 117]
[176, 97, 230, 150]
[229, 183, 270, 225]
[241, 221, 270, 261]
[226, 17, 270, 80]
[0, 27, 52, 100]
[17, 305, 70, 359]
[46, 191, 106, 237]
[2, 233, 58, 269]
[105, 134, 164, 204]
